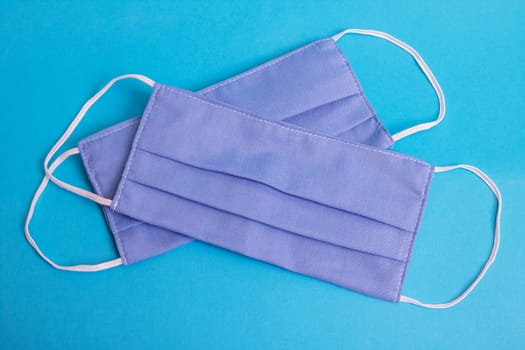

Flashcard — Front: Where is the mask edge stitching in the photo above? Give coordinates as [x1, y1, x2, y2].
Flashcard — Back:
[394, 165, 435, 302]
[113, 85, 163, 210]
[78, 142, 129, 265]
[199, 39, 331, 95]
[79, 118, 141, 147]
[161, 85, 430, 167]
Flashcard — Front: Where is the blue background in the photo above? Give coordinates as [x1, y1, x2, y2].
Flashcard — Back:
[1, 1, 524, 349]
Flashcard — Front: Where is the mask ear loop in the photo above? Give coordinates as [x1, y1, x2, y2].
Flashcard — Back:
[400, 164, 502, 308]
[25, 147, 123, 271]
[28, 74, 155, 271]
[43, 74, 155, 206]
[331, 28, 446, 142]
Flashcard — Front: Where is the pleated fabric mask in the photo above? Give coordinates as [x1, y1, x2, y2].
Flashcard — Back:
[27, 77, 500, 308]
[28, 29, 447, 268]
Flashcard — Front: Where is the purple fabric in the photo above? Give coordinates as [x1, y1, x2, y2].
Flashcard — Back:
[107, 85, 434, 302]
[79, 38, 394, 265]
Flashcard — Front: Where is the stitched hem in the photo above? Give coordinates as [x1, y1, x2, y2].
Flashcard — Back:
[394, 165, 435, 302]
[159, 85, 429, 166]
[199, 39, 331, 95]
[112, 84, 162, 210]
[78, 141, 129, 265]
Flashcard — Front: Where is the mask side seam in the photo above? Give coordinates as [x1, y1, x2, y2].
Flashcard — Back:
[113, 85, 162, 210]
[162, 85, 430, 167]
[199, 39, 331, 95]
[329, 38, 394, 145]
[77, 118, 145, 264]
[394, 165, 435, 302]
[78, 142, 129, 265]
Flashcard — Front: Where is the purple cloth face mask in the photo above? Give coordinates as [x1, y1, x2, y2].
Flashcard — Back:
[114, 84, 436, 304]
[27, 78, 500, 309]
[112, 84, 501, 307]
[42, 29, 447, 267]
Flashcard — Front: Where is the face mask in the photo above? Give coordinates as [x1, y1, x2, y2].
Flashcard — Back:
[27, 76, 500, 309]
[33, 29, 446, 266]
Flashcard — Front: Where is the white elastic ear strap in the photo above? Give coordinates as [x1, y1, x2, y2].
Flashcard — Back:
[332, 29, 446, 142]
[43, 74, 155, 206]
[25, 147, 122, 271]
[28, 74, 155, 271]
[400, 164, 502, 309]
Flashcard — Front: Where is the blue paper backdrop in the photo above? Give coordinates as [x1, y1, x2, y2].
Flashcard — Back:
[1, 1, 524, 349]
